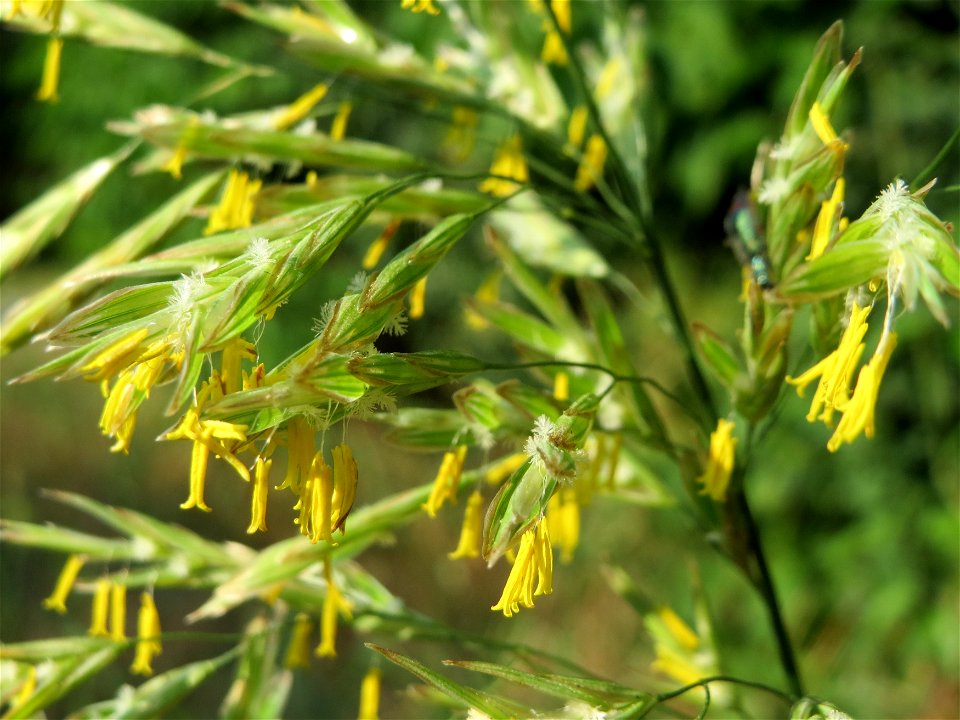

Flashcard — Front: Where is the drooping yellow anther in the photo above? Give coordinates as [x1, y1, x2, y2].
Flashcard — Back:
[567, 105, 589, 149]
[363, 220, 401, 269]
[315, 558, 353, 658]
[88, 578, 111, 637]
[787, 303, 872, 426]
[221, 337, 258, 396]
[553, 371, 569, 402]
[444, 106, 478, 161]
[277, 417, 315, 495]
[541, 29, 567, 65]
[357, 667, 382, 720]
[330, 101, 353, 141]
[109, 582, 127, 641]
[331, 443, 358, 534]
[484, 452, 527, 486]
[449, 490, 484, 559]
[658, 606, 700, 651]
[422, 445, 467, 517]
[42, 554, 85, 614]
[808, 177, 846, 260]
[574, 134, 608, 192]
[36, 37, 63, 103]
[409, 276, 427, 319]
[204, 169, 262, 236]
[81, 328, 150, 383]
[464, 271, 502, 330]
[161, 145, 187, 180]
[490, 521, 553, 617]
[275, 82, 329, 130]
[546, 487, 579, 563]
[827, 332, 898, 452]
[246, 457, 271, 534]
[400, 0, 441, 15]
[696, 419, 737, 503]
[130, 592, 162, 676]
[283, 613, 314, 669]
[479, 135, 528, 197]
[809, 101, 846, 149]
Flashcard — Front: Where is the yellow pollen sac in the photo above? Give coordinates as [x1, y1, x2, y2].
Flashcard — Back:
[478, 135, 529, 197]
[8, 664, 36, 718]
[181, 430, 213, 512]
[204, 169, 262, 236]
[246, 457, 271, 534]
[109, 582, 127, 641]
[358, 667, 382, 720]
[546, 487, 579, 563]
[464, 271, 502, 330]
[331, 443, 358, 534]
[330, 101, 353, 141]
[696, 418, 737, 502]
[444, 106, 478, 162]
[316, 558, 353, 658]
[88, 578, 111, 637]
[449, 489, 484, 559]
[82, 328, 150, 383]
[809, 101, 847, 150]
[400, 0, 441, 15]
[574, 134, 608, 192]
[363, 220, 401, 269]
[808, 177, 846, 260]
[408, 276, 427, 319]
[130, 592, 162, 676]
[221, 337, 258, 396]
[161, 145, 187, 180]
[36, 36, 63, 103]
[490, 521, 553, 617]
[551, 0, 571, 33]
[484, 452, 526, 486]
[596, 57, 622, 100]
[541, 29, 567, 65]
[827, 333, 898, 452]
[283, 613, 314, 669]
[422, 445, 467, 517]
[277, 417, 315, 494]
[658, 606, 700, 651]
[275, 82, 329, 130]
[567, 105, 588, 149]
[42, 554, 85, 614]
[553, 371, 569, 402]
[786, 303, 872, 426]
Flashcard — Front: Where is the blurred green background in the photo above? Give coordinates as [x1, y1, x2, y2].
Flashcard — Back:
[1, 1, 958, 718]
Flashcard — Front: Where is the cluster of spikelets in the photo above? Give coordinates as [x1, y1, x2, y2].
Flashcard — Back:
[0, 1, 956, 718]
